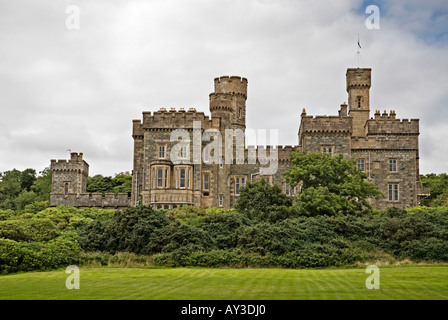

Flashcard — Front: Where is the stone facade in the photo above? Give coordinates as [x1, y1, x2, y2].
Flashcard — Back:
[50, 67, 421, 210]
[49, 152, 131, 209]
[131, 67, 421, 210]
[298, 68, 421, 209]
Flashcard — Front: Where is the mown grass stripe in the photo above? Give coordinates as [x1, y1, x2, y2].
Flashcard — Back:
[1, 265, 447, 300]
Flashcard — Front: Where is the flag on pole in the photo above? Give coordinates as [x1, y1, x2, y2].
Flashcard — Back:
[358, 38, 361, 49]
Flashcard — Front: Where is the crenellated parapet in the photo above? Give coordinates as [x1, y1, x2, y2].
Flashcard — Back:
[214, 76, 248, 97]
[49, 192, 131, 209]
[209, 92, 238, 113]
[300, 115, 352, 134]
[367, 110, 419, 135]
[50, 152, 89, 174]
[132, 107, 219, 134]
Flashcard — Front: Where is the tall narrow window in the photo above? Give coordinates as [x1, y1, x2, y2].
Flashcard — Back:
[235, 177, 240, 195]
[158, 145, 165, 159]
[65, 183, 68, 195]
[165, 169, 168, 188]
[157, 168, 163, 188]
[219, 194, 223, 207]
[180, 146, 187, 159]
[389, 159, 397, 172]
[285, 182, 290, 196]
[388, 184, 399, 201]
[187, 169, 190, 188]
[180, 169, 186, 188]
[357, 96, 361, 108]
[203, 173, 210, 191]
[241, 177, 246, 189]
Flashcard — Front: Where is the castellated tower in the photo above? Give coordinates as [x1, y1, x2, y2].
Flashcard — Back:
[209, 76, 247, 131]
[50, 152, 88, 196]
[346, 68, 371, 137]
[49, 152, 131, 208]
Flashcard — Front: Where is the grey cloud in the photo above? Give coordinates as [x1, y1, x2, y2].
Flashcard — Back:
[0, 0, 447, 176]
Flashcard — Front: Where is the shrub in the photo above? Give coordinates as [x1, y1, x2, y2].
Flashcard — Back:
[146, 222, 215, 254]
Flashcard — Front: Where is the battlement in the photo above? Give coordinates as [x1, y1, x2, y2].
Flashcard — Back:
[300, 115, 352, 133]
[49, 192, 131, 209]
[135, 108, 218, 131]
[368, 110, 419, 135]
[209, 92, 238, 113]
[50, 152, 89, 173]
[214, 76, 247, 97]
[346, 68, 371, 90]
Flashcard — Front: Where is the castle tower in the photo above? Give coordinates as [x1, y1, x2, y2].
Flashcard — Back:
[209, 76, 247, 131]
[50, 152, 89, 197]
[346, 68, 371, 136]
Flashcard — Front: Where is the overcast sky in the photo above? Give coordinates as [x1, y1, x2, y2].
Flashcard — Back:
[0, 0, 447, 177]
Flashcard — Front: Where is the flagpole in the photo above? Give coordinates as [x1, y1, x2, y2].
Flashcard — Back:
[357, 34, 361, 67]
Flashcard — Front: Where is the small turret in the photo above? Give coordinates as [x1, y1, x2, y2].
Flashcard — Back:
[50, 152, 89, 199]
[346, 68, 371, 136]
[210, 76, 248, 130]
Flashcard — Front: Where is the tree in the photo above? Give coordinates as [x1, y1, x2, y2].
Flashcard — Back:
[14, 190, 39, 211]
[235, 179, 294, 221]
[112, 172, 132, 194]
[432, 190, 448, 207]
[285, 150, 383, 216]
[86, 175, 115, 194]
[19, 169, 37, 191]
[86, 172, 132, 195]
[31, 167, 52, 201]
[0, 169, 22, 209]
[0, 169, 37, 210]
[420, 173, 448, 206]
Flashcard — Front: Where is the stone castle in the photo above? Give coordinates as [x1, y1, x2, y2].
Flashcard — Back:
[50, 67, 421, 210]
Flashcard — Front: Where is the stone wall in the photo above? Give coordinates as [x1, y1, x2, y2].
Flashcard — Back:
[50, 193, 131, 209]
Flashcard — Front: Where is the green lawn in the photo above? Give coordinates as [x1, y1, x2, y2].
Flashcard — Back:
[0, 265, 447, 300]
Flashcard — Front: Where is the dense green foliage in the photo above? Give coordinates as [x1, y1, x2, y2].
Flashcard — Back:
[235, 179, 294, 222]
[0, 161, 447, 274]
[285, 151, 383, 215]
[2, 204, 448, 273]
[420, 173, 448, 206]
[0, 167, 132, 213]
[86, 172, 132, 195]
[0, 206, 114, 274]
[0, 167, 52, 211]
